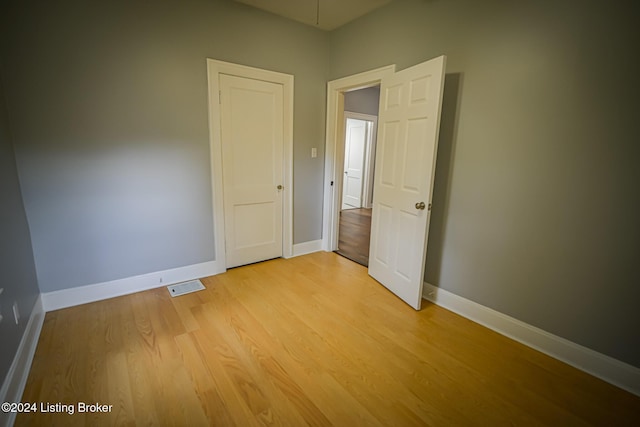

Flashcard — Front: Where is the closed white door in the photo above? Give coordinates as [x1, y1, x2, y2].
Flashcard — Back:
[342, 118, 368, 209]
[368, 56, 447, 310]
[219, 74, 284, 268]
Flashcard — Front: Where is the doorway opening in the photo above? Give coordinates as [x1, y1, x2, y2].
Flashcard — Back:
[336, 100, 379, 266]
[321, 65, 395, 261]
[323, 58, 448, 310]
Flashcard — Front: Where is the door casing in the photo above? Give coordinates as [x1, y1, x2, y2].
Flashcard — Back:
[322, 65, 395, 252]
[207, 59, 294, 271]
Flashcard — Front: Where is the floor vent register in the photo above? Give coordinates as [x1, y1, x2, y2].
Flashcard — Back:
[167, 279, 205, 297]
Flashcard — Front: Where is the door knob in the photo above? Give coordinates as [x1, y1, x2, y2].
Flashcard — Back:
[277, 185, 283, 190]
[415, 201, 426, 210]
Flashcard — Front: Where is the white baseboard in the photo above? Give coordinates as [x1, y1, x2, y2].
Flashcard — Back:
[291, 240, 323, 257]
[423, 282, 640, 397]
[42, 260, 224, 312]
[0, 295, 45, 427]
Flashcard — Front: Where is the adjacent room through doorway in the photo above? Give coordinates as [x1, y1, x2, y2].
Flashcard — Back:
[335, 86, 380, 266]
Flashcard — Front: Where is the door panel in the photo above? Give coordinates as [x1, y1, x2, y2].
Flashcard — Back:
[220, 74, 284, 268]
[372, 203, 393, 266]
[368, 56, 447, 310]
[378, 120, 399, 187]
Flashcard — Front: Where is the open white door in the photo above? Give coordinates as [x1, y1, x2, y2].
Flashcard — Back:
[368, 56, 447, 310]
[342, 118, 368, 209]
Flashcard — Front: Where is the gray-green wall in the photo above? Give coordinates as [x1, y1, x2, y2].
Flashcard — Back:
[1, 0, 329, 292]
[331, 0, 640, 368]
[0, 70, 41, 393]
[344, 86, 380, 116]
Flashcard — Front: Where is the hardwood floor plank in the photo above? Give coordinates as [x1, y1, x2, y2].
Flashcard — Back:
[336, 208, 371, 266]
[189, 327, 258, 426]
[206, 274, 328, 426]
[174, 332, 236, 426]
[239, 260, 527, 425]
[17, 252, 640, 426]
[208, 274, 384, 426]
[105, 352, 135, 426]
[122, 298, 161, 426]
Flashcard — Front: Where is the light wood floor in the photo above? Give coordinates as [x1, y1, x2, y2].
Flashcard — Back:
[18, 252, 640, 426]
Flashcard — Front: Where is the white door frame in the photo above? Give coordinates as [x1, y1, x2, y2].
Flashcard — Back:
[343, 111, 378, 209]
[207, 59, 294, 271]
[322, 65, 395, 251]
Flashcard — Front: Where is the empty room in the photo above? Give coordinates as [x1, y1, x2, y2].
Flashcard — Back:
[1, 0, 639, 425]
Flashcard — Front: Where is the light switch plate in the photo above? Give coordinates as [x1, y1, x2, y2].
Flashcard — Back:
[311, 147, 317, 158]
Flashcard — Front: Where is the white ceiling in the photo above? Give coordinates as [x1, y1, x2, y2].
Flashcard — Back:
[234, 0, 395, 31]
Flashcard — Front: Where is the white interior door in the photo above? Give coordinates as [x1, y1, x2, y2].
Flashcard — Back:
[368, 56, 447, 310]
[220, 74, 284, 268]
[342, 118, 368, 209]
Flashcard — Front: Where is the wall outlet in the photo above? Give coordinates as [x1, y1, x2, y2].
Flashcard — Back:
[159, 277, 163, 283]
[13, 301, 20, 325]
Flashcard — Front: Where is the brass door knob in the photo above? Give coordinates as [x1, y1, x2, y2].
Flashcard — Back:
[277, 185, 283, 190]
[415, 201, 426, 210]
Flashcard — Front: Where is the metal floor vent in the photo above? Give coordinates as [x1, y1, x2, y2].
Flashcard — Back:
[167, 279, 205, 297]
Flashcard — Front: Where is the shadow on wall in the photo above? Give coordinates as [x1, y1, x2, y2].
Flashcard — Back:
[425, 72, 464, 284]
